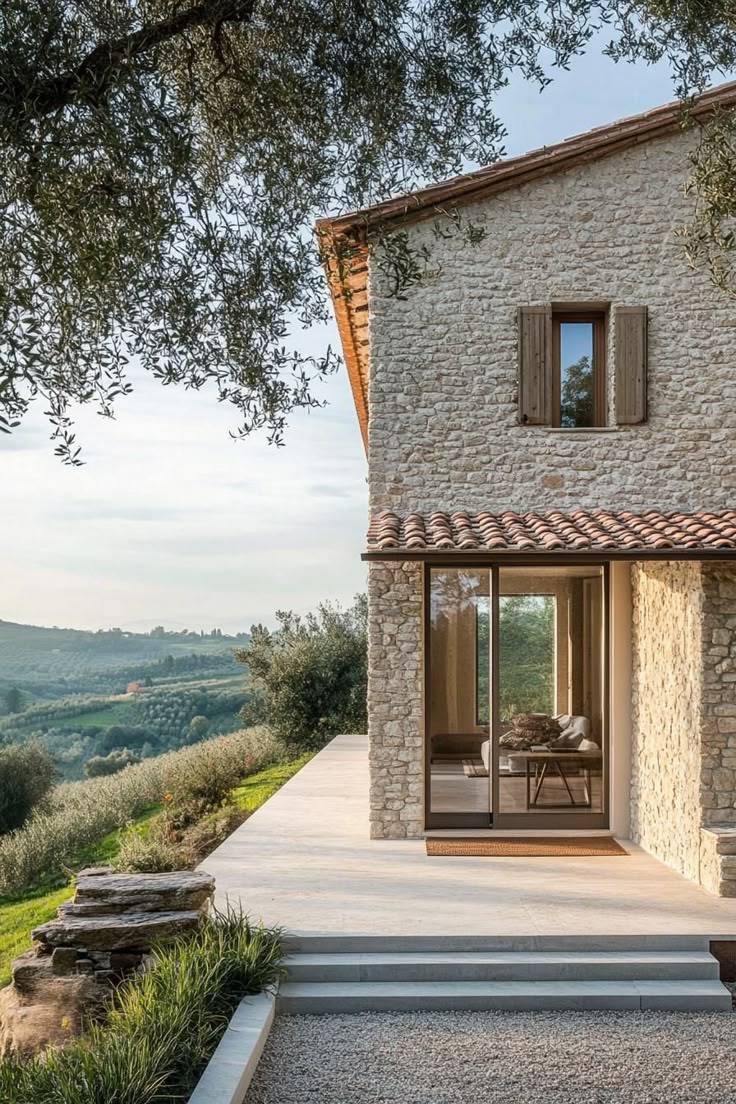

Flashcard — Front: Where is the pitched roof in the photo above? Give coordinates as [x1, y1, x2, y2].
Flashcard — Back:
[364, 509, 736, 558]
[317, 82, 736, 451]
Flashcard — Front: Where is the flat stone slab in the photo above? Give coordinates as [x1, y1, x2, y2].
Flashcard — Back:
[73, 870, 215, 913]
[32, 909, 204, 950]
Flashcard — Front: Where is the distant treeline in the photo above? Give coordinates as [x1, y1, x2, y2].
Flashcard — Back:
[0, 649, 245, 704]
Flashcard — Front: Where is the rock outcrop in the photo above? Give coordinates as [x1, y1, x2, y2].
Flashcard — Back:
[0, 867, 215, 1057]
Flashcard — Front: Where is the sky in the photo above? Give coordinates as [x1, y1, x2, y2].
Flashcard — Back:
[0, 43, 709, 632]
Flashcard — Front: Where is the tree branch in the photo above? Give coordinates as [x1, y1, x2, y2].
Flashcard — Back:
[2, 0, 256, 118]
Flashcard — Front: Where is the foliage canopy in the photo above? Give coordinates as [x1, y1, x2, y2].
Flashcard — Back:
[0, 740, 57, 834]
[2, 3, 736, 459]
[237, 595, 367, 749]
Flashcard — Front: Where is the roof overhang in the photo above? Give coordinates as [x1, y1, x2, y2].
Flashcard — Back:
[363, 548, 736, 562]
[316, 82, 736, 448]
[362, 509, 736, 562]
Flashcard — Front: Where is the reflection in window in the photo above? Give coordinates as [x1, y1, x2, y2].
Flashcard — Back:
[498, 595, 556, 721]
[475, 597, 490, 725]
[560, 322, 594, 428]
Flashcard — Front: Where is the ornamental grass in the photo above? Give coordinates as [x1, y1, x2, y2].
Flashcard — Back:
[0, 909, 283, 1104]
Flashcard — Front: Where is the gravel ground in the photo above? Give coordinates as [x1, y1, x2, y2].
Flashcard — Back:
[246, 1010, 736, 1104]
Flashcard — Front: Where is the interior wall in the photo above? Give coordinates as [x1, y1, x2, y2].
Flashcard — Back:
[630, 561, 703, 880]
[609, 562, 632, 839]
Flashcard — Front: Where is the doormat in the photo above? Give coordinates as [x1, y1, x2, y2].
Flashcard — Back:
[426, 837, 628, 857]
[462, 759, 489, 778]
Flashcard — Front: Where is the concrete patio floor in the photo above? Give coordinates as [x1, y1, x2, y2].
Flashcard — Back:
[204, 735, 736, 939]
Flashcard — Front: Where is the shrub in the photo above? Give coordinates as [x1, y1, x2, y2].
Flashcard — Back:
[115, 819, 184, 874]
[236, 595, 367, 751]
[116, 804, 249, 874]
[84, 748, 141, 778]
[0, 909, 283, 1104]
[0, 741, 57, 834]
[163, 733, 258, 815]
[188, 715, 209, 739]
[0, 727, 284, 896]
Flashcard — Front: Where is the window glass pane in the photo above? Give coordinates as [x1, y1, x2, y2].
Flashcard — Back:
[429, 569, 489, 820]
[496, 566, 605, 818]
[560, 321, 594, 427]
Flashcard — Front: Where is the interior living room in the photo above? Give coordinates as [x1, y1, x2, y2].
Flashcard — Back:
[427, 564, 606, 829]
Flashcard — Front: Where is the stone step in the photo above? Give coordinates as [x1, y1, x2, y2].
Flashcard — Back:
[285, 934, 714, 954]
[277, 979, 732, 1014]
[32, 909, 204, 950]
[73, 871, 215, 912]
[285, 951, 720, 983]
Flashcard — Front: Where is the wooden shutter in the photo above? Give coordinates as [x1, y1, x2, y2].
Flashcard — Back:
[615, 306, 648, 424]
[518, 305, 552, 425]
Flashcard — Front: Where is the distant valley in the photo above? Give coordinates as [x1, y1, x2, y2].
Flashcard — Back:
[0, 620, 253, 779]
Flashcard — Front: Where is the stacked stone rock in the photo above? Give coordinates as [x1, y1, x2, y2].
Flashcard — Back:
[2, 868, 214, 1055]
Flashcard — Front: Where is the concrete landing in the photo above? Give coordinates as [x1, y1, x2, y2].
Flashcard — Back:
[203, 735, 736, 939]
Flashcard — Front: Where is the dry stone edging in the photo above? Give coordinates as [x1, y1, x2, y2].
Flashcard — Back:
[32, 909, 205, 950]
[1, 866, 216, 1057]
[73, 870, 215, 911]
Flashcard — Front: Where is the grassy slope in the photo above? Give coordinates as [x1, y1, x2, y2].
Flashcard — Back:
[231, 753, 312, 814]
[0, 755, 311, 987]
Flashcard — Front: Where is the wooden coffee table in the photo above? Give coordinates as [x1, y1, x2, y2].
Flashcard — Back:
[506, 749, 602, 809]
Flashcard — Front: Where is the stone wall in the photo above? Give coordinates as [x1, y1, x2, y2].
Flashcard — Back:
[368, 560, 424, 838]
[700, 564, 736, 827]
[367, 128, 736, 516]
[630, 562, 703, 881]
[631, 561, 736, 890]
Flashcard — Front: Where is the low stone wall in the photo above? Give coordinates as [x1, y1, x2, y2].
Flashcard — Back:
[1, 868, 214, 1056]
[700, 828, 736, 897]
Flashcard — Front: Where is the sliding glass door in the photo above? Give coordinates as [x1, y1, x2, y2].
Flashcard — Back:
[426, 568, 491, 827]
[492, 565, 607, 828]
[426, 563, 608, 829]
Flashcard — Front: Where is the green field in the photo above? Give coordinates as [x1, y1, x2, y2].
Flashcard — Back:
[60, 701, 136, 728]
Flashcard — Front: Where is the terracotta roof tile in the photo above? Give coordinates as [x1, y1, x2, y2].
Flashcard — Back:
[366, 509, 736, 556]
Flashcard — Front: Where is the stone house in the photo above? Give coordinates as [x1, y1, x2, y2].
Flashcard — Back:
[318, 82, 736, 895]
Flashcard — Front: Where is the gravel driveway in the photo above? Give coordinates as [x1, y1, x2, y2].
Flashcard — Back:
[246, 1010, 736, 1104]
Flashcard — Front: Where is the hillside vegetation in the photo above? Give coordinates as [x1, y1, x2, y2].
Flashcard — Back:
[0, 619, 248, 699]
[0, 620, 253, 779]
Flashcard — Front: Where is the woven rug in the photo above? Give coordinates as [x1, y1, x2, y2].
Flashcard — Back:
[462, 759, 489, 778]
[426, 837, 628, 857]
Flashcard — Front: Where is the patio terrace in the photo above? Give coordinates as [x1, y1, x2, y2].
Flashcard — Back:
[204, 735, 736, 940]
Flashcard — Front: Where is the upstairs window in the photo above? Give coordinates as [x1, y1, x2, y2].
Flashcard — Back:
[518, 304, 647, 427]
[552, 311, 606, 428]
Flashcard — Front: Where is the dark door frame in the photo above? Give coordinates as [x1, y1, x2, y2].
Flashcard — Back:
[424, 560, 610, 831]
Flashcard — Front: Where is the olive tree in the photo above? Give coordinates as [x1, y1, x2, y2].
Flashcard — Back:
[2, 2, 736, 461]
[0, 740, 57, 832]
[236, 596, 367, 749]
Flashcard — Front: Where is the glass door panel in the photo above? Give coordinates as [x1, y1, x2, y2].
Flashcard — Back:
[427, 568, 491, 827]
[493, 565, 607, 828]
